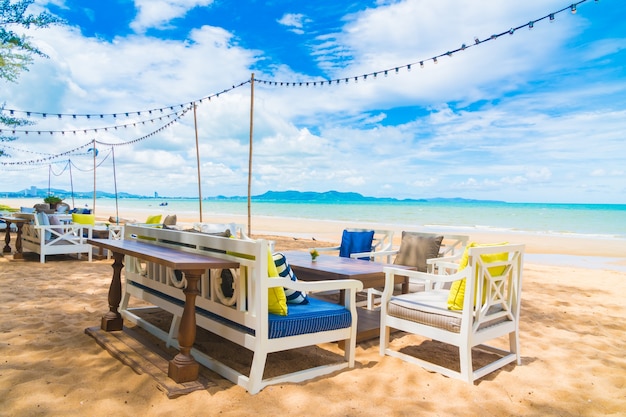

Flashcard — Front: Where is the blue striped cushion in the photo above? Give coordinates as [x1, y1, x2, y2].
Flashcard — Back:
[273, 252, 308, 304]
[268, 297, 352, 338]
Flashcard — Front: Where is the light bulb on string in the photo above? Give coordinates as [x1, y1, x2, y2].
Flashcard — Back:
[549, 13, 555, 22]
[420, 61, 424, 68]
[571, 4, 577, 13]
[529, 20, 534, 29]
[433, 57, 438, 64]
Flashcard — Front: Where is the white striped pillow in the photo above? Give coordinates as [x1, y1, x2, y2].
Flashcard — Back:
[273, 252, 308, 304]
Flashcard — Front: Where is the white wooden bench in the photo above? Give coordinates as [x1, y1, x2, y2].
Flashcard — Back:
[15, 212, 93, 263]
[113, 225, 363, 394]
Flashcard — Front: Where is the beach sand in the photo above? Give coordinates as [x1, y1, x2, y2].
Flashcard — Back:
[1, 212, 625, 416]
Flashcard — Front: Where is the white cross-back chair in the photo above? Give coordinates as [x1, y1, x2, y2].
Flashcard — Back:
[379, 243, 525, 383]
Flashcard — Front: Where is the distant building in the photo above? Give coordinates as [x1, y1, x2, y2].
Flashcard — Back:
[154, 191, 159, 198]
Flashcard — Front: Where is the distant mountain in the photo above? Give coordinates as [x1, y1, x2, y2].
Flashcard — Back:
[2, 187, 503, 204]
[251, 190, 426, 202]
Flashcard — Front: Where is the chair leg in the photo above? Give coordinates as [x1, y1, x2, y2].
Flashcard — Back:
[379, 324, 390, 356]
[459, 344, 474, 384]
[167, 315, 180, 349]
[248, 350, 268, 394]
[509, 330, 521, 365]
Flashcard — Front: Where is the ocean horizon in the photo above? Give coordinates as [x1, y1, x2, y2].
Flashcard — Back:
[3, 196, 626, 240]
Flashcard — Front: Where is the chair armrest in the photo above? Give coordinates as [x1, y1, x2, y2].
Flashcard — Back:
[427, 254, 462, 274]
[314, 245, 341, 253]
[350, 249, 398, 262]
[382, 266, 466, 296]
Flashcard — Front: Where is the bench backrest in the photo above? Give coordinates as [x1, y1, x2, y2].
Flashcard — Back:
[123, 225, 269, 341]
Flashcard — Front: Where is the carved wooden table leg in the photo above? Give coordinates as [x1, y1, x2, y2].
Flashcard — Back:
[101, 252, 124, 331]
[13, 222, 25, 260]
[3, 220, 12, 253]
[168, 269, 202, 383]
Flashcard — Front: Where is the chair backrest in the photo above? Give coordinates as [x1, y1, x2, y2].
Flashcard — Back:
[340, 228, 394, 258]
[339, 229, 375, 260]
[440, 234, 469, 258]
[463, 244, 525, 328]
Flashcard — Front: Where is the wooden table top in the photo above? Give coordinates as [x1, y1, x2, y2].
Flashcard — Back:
[88, 238, 239, 270]
[281, 250, 413, 288]
[0, 216, 30, 223]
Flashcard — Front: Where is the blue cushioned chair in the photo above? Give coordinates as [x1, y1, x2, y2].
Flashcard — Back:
[315, 228, 393, 261]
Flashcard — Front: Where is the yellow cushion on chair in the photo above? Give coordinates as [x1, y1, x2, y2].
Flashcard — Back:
[447, 242, 508, 310]
[267, 249, 288, 316]
[72, 213, 95, 225]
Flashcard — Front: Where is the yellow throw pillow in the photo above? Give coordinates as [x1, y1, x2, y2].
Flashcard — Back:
[447, 242, 508, 310]
[146, 214, 162, 224]
[72, 213, 95, 226]
[267, 249, 288, 316]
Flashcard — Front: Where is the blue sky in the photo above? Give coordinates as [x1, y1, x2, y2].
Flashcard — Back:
[1, 0, 625, 203]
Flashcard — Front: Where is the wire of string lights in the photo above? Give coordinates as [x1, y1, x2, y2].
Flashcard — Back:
[254, 0, 598, 87]
[0, 1, 597, 118]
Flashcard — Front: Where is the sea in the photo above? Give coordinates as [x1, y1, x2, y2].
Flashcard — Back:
[4, 197, 626, 240]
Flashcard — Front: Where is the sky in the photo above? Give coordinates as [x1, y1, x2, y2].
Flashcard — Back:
[1, 0, 625, 203]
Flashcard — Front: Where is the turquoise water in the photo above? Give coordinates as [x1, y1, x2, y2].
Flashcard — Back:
[7, 197, 622, 240]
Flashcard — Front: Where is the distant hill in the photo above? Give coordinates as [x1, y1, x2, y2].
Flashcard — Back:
[251, 190, 425, 202]
[2, 187, 503, 204]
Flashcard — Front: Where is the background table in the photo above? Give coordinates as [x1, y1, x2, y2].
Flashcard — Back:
[1, 216, 29, 260]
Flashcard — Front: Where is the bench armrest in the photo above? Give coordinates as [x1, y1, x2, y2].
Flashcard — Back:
[268, 277, 363, 293]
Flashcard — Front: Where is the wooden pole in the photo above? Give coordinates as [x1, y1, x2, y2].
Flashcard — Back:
[92, 140, 96, 214]
[247, 73, 255, 237]
[194, 103, 203, 222]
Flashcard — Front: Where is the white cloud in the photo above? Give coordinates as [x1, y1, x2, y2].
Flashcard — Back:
[277, 13, 310, 35]
[131, 0, 215, 33]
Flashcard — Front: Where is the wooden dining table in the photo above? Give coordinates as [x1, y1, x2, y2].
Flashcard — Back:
[280, 250, 414, 341]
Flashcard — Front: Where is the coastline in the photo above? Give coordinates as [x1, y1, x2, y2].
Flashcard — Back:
[3, 197, 626, 270]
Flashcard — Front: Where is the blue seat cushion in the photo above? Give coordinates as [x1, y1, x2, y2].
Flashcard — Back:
[128, 281, 351, 339]
[339, 230, 375, 260]
[268, 297, 352, 339]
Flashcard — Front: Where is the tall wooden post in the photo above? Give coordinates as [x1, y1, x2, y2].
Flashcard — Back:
[92, 140, 96, 213]
[194, 103, 203, 222]
[247, 73, 255, 237]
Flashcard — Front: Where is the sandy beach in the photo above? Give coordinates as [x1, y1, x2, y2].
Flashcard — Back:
[1, 210, 625, 416]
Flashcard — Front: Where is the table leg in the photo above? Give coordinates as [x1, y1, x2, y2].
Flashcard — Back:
[13, 223, 25, 260]
[101, 252, 124, 331]
[168, 269, 202, 383]
[3, 221, 11, 253]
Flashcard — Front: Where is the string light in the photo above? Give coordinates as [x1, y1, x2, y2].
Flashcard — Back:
[2, 81, 249, 121]
[254, 0, 595, 88]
